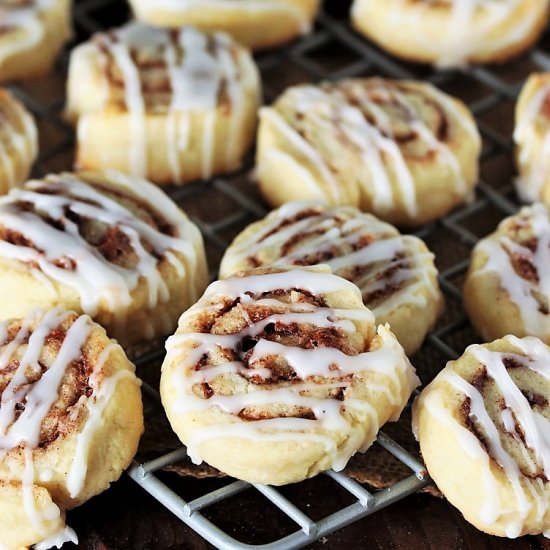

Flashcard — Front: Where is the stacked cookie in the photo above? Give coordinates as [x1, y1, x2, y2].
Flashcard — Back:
[66, 23, 261, 184]
[0, 309, 143, 549]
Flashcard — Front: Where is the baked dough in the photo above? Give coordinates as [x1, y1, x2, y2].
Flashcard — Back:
[0, 170, 208, 349]
[351, 0, 548, 68]
[0, 88, 37, 194]
[161, 265, 419, 485]
[0, 0, 71, 81]
[66, 23, 261, 185]
[219, 202, 443, 356]
[256, 78, 481, 226]
[128, 0, 320, 50]
[515, 72, 550, 204]
[464, 203, 550, 344]
[0, 308, 143, 549]
[413, 336, 550, 537]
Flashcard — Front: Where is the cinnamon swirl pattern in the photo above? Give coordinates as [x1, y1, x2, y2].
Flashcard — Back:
[464, 204, 550, 344]
[413, 336, 550, 538]
[0, 0, 71, 81]
[66, 23, 261, 185]
[0, 170, 208, 348]
[515, 73, 550, 205]
[128, 0, 320, 50]
[256, 78, 481, 226]
[0, 308, 143, 549]
[219, 203, 443, 356]
[0, 88, 37, 195]
[161, 265, 419, 485]
[351, 0, 548, 68]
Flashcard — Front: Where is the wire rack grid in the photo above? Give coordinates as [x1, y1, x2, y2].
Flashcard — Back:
[8, 0, 550, 548]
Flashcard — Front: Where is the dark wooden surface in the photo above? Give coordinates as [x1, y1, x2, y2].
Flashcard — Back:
[66, 473, 549, 550]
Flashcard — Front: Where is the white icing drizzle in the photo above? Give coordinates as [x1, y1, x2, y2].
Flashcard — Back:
[0, 309, 138, 549]
[383, 0, 538, 68]
[417, 372, 505, 524]
[207, 267, 364, 301]
[263, 79, 477, 216]
[258, 107, 342, 203]
[0, 171, 201, 318]
[475, 204, 550, 338]
[515, 78, 550, 203]
[0, 312, 92, 449]
[220, 203, 439, 319]
[92, 23, 252, 181]
[165, 268, 419, 471]
[67, 344, 139, 498]
[420, 336, 550, 537]
[107, 40, 147, 178]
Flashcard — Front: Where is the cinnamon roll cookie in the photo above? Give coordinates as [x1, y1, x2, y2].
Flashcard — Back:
[515, 73, 550, 205]
[161, 265, 419, 485]
[257, 78, 481, 226]
[464, 204, 550, 344]
[413, 336, 550, 537]
[128, 0, 320, 50]
[351, 0, 548, 68]
[0, 0, 71, 81]
[0, 308, 143, 549]
[66, 23, 261, 185]
[0, 170, 208, 348]
[0, 88, 37, 194]
[220, 203, 443, 356]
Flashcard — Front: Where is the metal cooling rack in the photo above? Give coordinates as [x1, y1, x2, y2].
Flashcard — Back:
[9, 0, 550, 547]
[128, 366, 430, 550]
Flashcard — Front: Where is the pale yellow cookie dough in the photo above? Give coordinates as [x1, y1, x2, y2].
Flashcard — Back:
[161, 265, 419, 485]
[413, 335, 550, 537]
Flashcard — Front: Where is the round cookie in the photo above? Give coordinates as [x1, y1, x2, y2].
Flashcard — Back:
[351, 0, 548, 68]
[128, 0, 320, 51]
[0, 0, 71, 81]
[66, 23, 261, 185]
[0, 170, 208, 349]
[464, 204, 550, 344]
[219, 202, 443, 356]
[0, 480, 74, 550]
[256, 78, 481, 226]
[413, 335, 550, 538]
[0, 308, 144, 549]
[515, 72, 550, 204]
[0, 88, 37, 194]
[161, 265, 419, 486]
